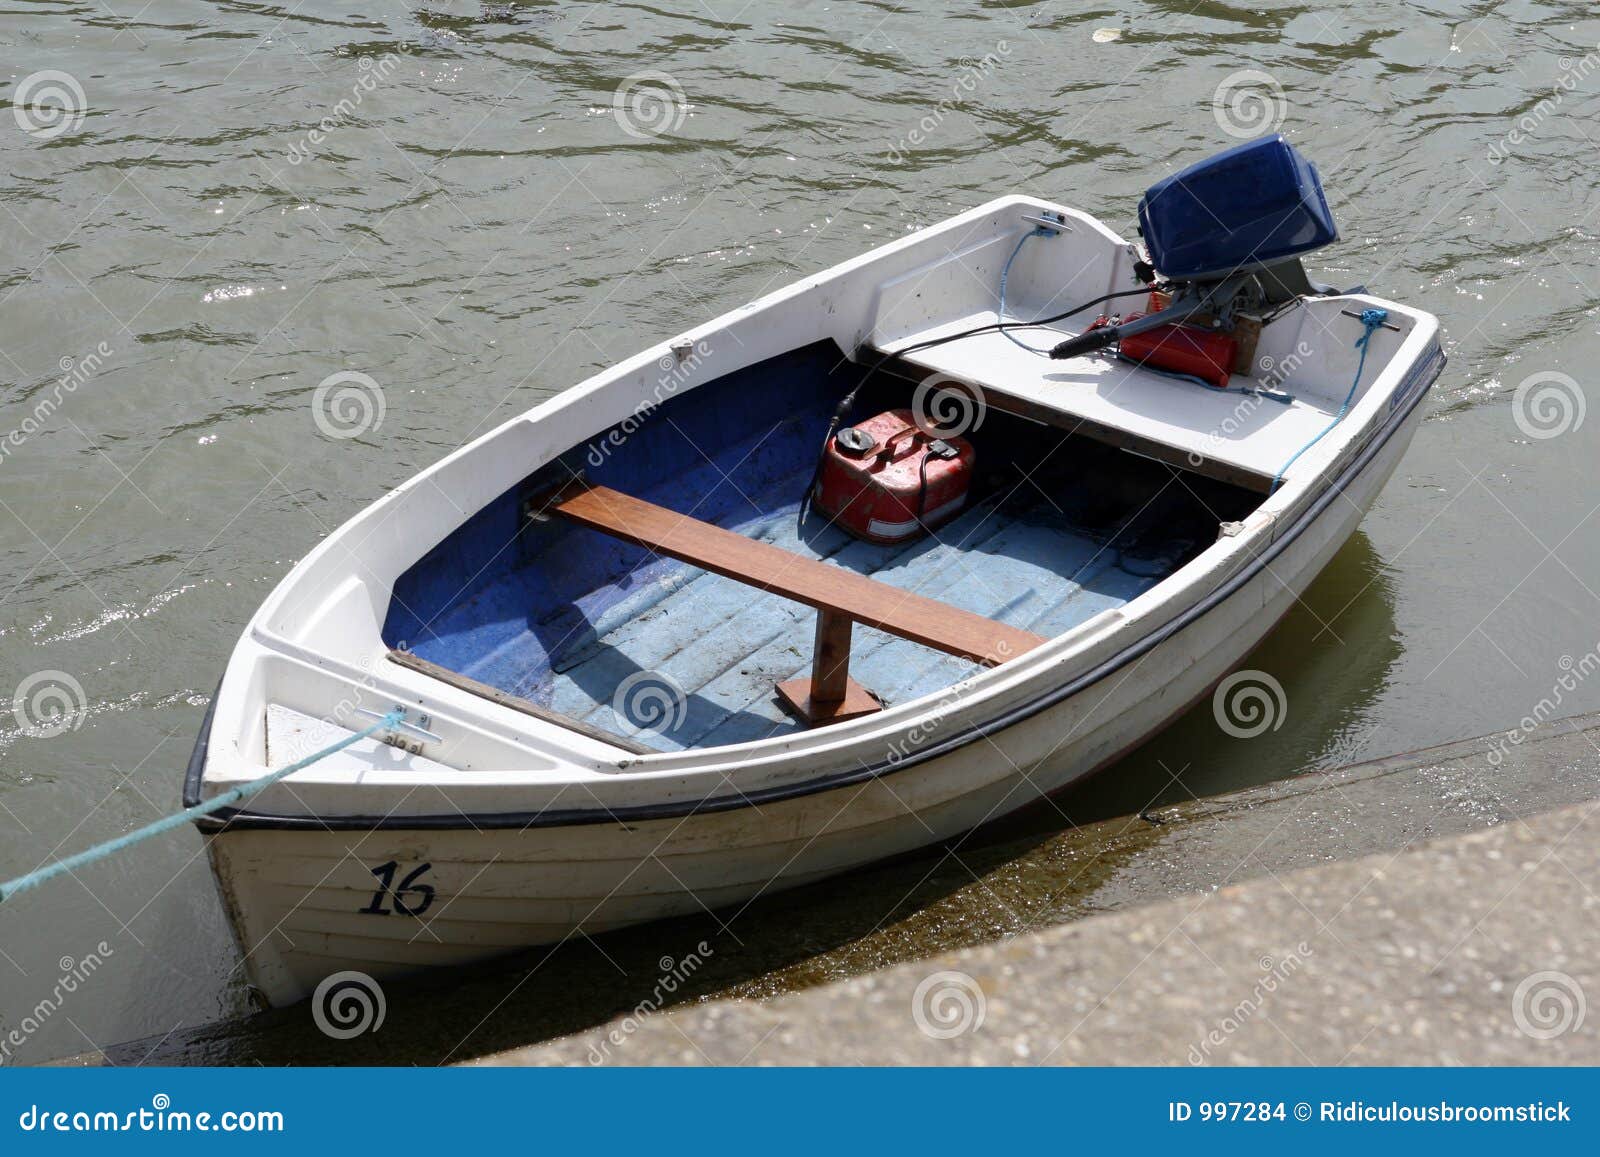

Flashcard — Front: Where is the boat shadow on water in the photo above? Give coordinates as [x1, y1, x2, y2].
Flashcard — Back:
[100, 532, 1397, 1066]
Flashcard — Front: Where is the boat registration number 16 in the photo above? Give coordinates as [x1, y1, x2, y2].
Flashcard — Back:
[358, 860, 436, 916]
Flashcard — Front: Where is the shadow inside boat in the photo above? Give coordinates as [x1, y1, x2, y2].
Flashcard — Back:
[102, 530, 1396, 1066]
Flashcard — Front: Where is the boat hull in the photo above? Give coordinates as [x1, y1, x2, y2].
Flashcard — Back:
[209, 394, 1429, 1007]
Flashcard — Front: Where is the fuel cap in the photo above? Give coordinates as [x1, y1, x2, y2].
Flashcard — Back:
[835, 426, 876, 458]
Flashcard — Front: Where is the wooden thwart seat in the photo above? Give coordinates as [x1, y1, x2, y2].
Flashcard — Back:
[546, 480, 1047, 726]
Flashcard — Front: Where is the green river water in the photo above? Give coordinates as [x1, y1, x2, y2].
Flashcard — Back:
[2, 0, 1598, 1063]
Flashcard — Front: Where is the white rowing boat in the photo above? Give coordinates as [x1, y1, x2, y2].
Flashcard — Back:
[189, 137, 1444, 1007]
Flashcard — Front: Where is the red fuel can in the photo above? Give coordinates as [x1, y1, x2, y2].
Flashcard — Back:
[813, 409, 975, 545]
[1115, 312, 1238, 390]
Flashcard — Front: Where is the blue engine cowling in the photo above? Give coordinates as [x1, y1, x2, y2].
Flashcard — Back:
[1137, 135, 1338, 282]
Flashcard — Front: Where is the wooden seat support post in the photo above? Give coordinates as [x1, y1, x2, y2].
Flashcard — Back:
[812, 610, 853, 702]
[774, 609, 882, 725]
[544, 480, 1047, 729]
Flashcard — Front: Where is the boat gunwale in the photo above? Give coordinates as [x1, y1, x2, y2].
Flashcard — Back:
[185, 342, 1444, 832]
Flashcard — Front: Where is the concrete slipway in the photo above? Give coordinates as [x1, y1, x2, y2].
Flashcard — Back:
[476, 717, 1600, 1066]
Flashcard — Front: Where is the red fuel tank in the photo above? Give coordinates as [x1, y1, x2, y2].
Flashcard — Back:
[1114, 311, 1237, 390]
[813, 409, 975, 545]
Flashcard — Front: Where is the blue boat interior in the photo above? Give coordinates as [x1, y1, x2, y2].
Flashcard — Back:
[382, 341, 1261, 752]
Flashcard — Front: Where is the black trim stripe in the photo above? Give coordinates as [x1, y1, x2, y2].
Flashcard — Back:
[186, 349, 1445, 833]
[181, 681, 219, 811]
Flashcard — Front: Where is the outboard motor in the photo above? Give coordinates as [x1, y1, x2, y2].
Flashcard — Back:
[1048, 134, 1339, 364]
[801, 135, 1342, 536]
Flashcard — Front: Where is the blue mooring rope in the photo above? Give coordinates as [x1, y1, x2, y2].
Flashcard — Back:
[0, 707, 405, 903]
[998, 222, 1060, 355]
[1271, 307, 1390, 491]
